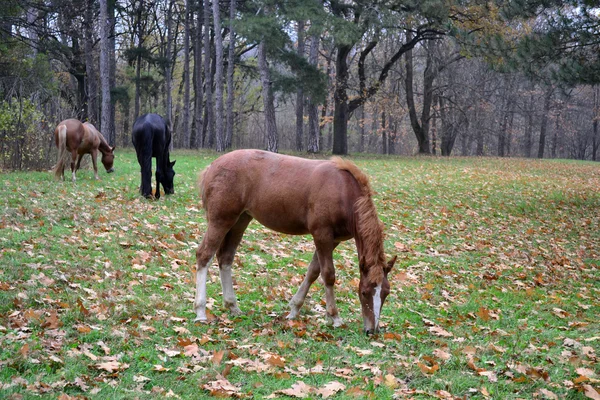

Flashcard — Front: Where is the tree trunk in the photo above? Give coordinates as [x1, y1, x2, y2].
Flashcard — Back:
[258, 40, 278, 152]
[194, 1, 204, 148]
[307, 33, 320, 153]
[99, 0, 111, 142]
[551, 111, 559, 158]
[134, 0, 144, 122]
[84, 0, 97, 124]
[381, 111, 387, 154]
[358, 106, 366, 153]
[295, 20, 305, 152]
[524, 86, 534, 158]
[593, 86, 599, 161]
[108, 0, 116, 145]
[203, 0, 214, 148]
[332, 44, 352, 155]
[213, 0, 225, 151]
[538, 88, 552, 159]
[182, 0, 191, 148]
[165, 0, 174, 133]
[224, 0, 236, 149]
[404, 31, 431, 154]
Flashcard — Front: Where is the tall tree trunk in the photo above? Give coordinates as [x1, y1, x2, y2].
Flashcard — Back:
[404, 31, 432, 154]
[358, 106, 366, 153]
[84, 0, 97, 124]
[538, 88, 552, 159]
[295, 20, 305, 152]
[108, 0, 116, 145]
[203, 0, 214, 148]
[381, 110, 387, 154]
[332, 44, 352, 155]
[182, 0, 191, 148]
[307, 33, 320, 153]
[213, 0, 225, 151]
[524, 88, 534, 158]
[593, 86, 599, 161]
[134, 0, 144, 121]
[99, 0, 111, 142]
[551, 111, 559, 158]
[194, 1, 204, 148]
[165, 0, 174, 133]
[224, 0, 236, 149]
[258, 40, 278, 152]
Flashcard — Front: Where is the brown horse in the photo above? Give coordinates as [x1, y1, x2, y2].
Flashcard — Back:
[195, 150, 396, 334]
[53, 119, 115, 181]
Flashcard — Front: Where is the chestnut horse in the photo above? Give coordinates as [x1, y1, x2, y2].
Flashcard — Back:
[195, 150, 396, 334]
[53, 119, 115, 181]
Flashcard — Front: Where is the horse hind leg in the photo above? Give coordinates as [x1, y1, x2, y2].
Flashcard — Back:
[194, 216, 244, 322]
[288, 251, 321, 320]
[216, 213, 252, 317]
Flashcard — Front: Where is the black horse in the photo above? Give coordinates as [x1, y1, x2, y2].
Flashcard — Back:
[132, 113, 176, 199]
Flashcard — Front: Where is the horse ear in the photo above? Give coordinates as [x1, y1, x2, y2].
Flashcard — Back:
[111, 145, 116, 152]
[170, 160, 176, 167]
[385, 255, 397, 274]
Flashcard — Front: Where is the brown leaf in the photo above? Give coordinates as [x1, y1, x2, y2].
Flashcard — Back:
[42, 310, 60, 329]
[538, 388, 558, 399]
[212, 350, 225, 366]
[266, 354, 285, 368]
[433, 348, 452, 361]
[429, 326, 453, 337]
[96, 361, 128, 373]
[203, 378, 242, 398]
[275, 381, 313, 398]
[316, 381, 346, 398]
[582, 385, 600, 400]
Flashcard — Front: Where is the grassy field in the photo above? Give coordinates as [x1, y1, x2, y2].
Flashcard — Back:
[0, 150, 599, 399]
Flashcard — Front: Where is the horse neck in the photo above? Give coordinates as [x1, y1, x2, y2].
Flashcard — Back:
[97, 133, 112, 154]
[353, 195, 385, 284]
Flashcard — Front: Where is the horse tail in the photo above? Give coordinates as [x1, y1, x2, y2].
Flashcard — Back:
[197, 165, 211, 208]
[330, 157, 373, 196]
[54, 124, 68, 180]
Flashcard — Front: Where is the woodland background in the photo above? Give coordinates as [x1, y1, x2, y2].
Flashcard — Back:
[1, 0, 600, 169]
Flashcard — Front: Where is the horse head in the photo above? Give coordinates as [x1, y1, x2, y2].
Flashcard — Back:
[358, 255, 396, 335]
[162, 160, 176, 194]
[102, 146, 116, 173]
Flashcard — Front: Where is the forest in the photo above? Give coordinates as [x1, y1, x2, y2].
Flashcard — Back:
[1, 0, 600, 169]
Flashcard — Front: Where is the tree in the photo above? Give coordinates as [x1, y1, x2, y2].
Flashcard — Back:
[99, 0, 112, 142]
[224, 0, 236, 150]
[295, 20, 305, 152]
[213, 0, 225, 151]
[306, 33, 320, 153]
[258, 39, 278, 152]
[183, 0, 192, 148]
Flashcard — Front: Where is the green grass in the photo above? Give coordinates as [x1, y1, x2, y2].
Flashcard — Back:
[1, 150, 599, 399]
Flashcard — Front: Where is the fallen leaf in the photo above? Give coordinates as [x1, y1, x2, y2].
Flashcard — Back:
[276, 381, 313, 398]
[582, 385, 600, 400]
[316, 381, 346, 398]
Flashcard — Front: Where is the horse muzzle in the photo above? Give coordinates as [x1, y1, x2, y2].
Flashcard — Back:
[107, 168, 115, 173]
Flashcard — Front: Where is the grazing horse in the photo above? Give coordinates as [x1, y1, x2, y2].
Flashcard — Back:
[53, 119, 115, 181]
[194, 150, 396, 334]
[132, 113, 176, 199]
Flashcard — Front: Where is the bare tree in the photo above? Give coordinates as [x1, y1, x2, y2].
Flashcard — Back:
[213, 0, 225, 151]
[99, 0, 111, 140]
[183, 0, 191, 148]
[258, 40, 278, 152]
[225, 0, 236, 149]
[203, 0, 214, 148]
[307, 33, 320, 153]
[295, 20, 305, 151]
[84, 0, 97, 124]
[194, 1, 204, 148]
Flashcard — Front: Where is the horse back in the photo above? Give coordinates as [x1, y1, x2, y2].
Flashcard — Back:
[132, 113, 169, 157]
[201, 150, 361, 238]
[55, 119, 85, 151]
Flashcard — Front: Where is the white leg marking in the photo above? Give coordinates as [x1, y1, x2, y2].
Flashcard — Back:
[219, 263, 242, 315]
[373, 284, 382, 329]
[194, 257, 212, 322]
[288, 277, 311, 319]
[325, 285, 343, 327]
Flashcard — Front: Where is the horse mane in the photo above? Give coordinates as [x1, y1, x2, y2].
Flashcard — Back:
[331, 157, 385, 285]
[85, 122, 112, 153]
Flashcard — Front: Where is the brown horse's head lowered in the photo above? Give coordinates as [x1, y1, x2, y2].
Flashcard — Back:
[53, 119, 115, 181]
[194, 150, 396, 334]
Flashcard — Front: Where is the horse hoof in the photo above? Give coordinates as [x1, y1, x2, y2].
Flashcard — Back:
[194, 317, 208, 323]
[229, 307, 243, 316]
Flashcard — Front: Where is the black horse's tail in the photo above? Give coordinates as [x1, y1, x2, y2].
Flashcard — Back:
[54, 124, 68, 180]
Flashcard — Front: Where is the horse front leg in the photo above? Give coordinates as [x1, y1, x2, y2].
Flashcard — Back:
[288, 252, 321, 320]
[91, 149, 99, 180]
[315, 239, 343, 327]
